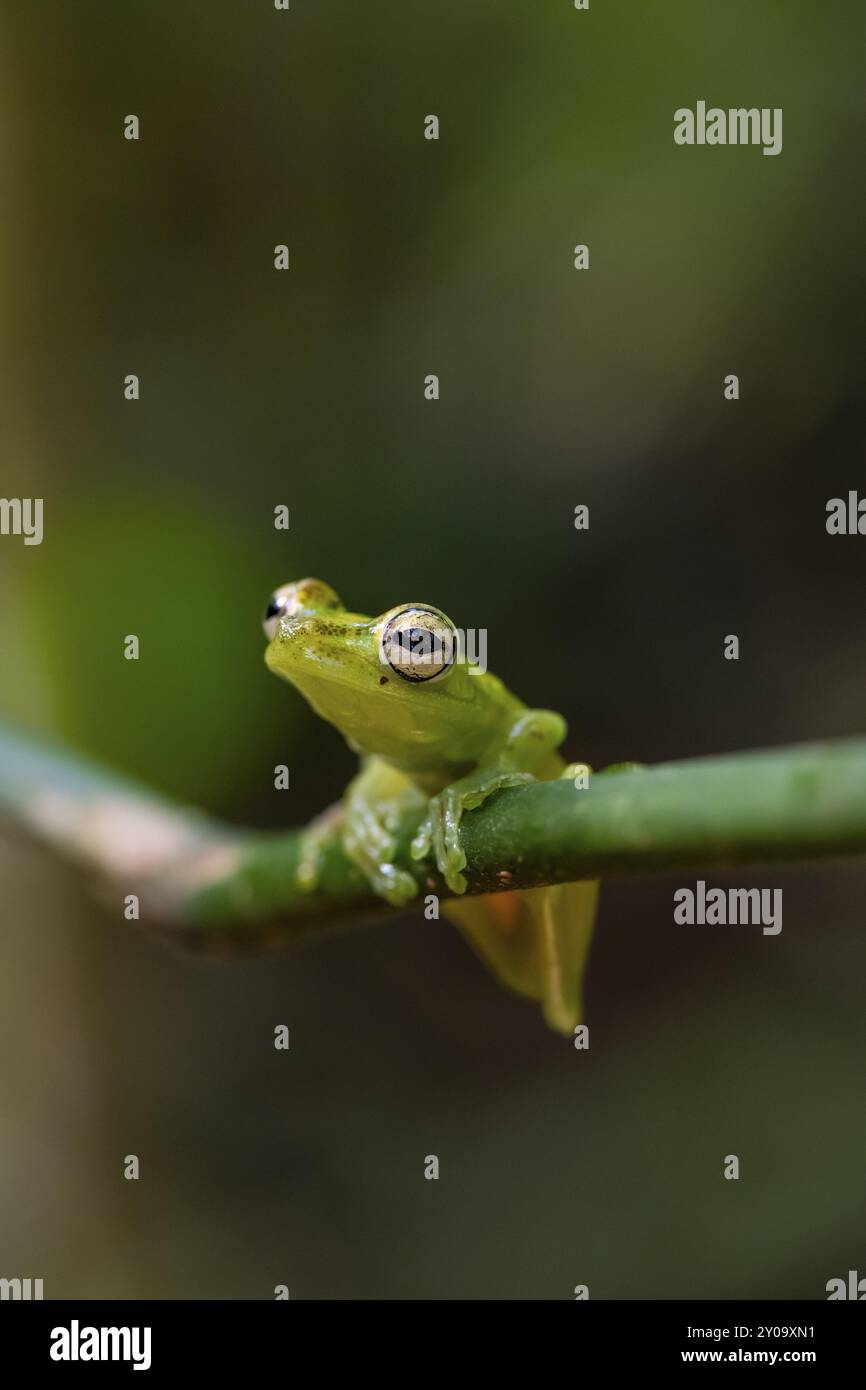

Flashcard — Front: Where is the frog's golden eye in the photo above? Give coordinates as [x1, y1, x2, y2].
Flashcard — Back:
[379, 606, 457, 683]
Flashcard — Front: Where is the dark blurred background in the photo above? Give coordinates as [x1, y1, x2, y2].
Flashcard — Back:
[0, 1, 864, 1298]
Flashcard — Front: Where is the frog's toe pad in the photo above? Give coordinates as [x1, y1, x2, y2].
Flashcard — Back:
[444, 868, 469, 895]
[378, 863, 418, 906]
[410, 823, 432, 861]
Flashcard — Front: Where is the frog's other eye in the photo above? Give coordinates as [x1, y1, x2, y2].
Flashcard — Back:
[379, 606, 457, 683]
[262, 578, 342, 641]
[263, 589, 291, 641]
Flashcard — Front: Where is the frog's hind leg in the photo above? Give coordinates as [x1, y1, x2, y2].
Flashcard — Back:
[533, 880, 599, 1033]
[443, 878, 599, 1034]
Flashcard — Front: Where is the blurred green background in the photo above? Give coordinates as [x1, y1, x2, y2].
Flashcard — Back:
[1, 1, 864, 1298]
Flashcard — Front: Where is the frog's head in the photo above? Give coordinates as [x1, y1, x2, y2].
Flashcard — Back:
[263, 578, 499, 777]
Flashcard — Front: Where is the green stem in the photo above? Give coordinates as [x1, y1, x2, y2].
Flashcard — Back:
[2, 724, 865, 951]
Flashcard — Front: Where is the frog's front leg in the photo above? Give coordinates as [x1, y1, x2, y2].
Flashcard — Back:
[411, 709, 567, 894]
[410, 767, 533, 894]
[338, 757, 425, 907]
[296, 802, 345, 890]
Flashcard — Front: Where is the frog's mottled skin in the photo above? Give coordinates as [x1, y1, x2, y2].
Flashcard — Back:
[264, 578, 598, 1034]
